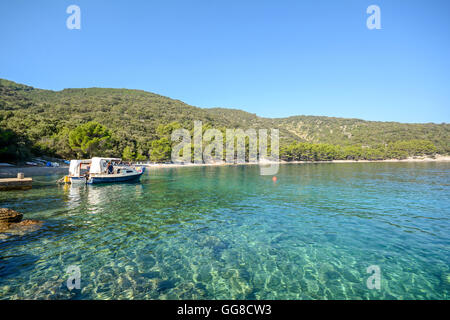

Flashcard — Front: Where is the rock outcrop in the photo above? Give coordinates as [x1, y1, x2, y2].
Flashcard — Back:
[0, 208, 23, 223]
[0, 208, 42, 236]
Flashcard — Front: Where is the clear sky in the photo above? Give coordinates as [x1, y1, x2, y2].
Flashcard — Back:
[0, 0, 449, 123]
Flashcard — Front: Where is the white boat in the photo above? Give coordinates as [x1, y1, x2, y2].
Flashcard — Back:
[66, 157, 145, 184]
[68, 159, 91, 183]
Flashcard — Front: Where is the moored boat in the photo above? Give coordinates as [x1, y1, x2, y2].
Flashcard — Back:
[87, 157, 145, 184]
[64, 157, 145, 184]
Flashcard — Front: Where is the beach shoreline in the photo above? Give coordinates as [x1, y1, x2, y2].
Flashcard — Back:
[1, 155, 449, 178]
[145, 154, 450, 168]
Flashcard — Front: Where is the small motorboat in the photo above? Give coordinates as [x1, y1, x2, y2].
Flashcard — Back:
[87, 157, 145, 184]
[64, 157, 145, 184]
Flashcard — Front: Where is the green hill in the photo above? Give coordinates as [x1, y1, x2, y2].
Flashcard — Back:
[0, 78, 449, 162]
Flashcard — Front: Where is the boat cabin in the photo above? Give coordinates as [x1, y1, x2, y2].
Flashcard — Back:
[69, 159, 91, 177]
[89, 157, 122, 175]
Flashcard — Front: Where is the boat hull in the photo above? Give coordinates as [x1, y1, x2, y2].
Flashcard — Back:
[70, 176, 86, 184]
[87, 169, 144, 184]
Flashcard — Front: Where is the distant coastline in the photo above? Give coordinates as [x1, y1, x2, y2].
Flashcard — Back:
[145, 154, 450, 169]
[1, 79, 449, 166]
[1, 155, 449, 178]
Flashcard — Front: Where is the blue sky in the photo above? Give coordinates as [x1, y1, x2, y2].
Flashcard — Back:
[0, 0, 449, 123]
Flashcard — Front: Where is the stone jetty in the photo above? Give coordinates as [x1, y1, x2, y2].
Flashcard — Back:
[0, 173, 32, 191]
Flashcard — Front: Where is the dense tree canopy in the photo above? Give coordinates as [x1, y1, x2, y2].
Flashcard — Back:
[0, 78, 448, 163]
[0, 127, 31, 161]
[122, 146, 135, 161]
[68, 122, 111, 158]
[280, 139, 438, 162]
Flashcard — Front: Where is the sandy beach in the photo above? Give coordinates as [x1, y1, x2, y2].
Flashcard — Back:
[1, 155, 449, 178]
[145, 154, 450, 168]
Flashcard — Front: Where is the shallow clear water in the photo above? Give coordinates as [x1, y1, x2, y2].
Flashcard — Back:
[0, 162, 449, 300]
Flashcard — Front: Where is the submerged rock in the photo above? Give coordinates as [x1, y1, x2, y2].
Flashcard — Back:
[0, 208, 23, 223]
[0, 208, 43, 236]
[2, 220, 43, 235]
[157, 279, 176, 292]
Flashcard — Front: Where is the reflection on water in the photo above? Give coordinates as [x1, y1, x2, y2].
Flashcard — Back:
[0, 162, 449, 299]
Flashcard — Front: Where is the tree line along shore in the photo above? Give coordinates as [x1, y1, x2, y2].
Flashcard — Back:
[1, 79, 449, 164]
[0, 120, 443, 164]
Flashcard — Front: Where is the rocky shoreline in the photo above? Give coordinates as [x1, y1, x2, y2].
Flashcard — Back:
[0, 208, 43, 238]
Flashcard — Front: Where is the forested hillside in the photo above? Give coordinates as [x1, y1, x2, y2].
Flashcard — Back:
[0, 78, 449, 162]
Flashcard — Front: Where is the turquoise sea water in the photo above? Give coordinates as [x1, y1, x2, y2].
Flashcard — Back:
[0, 162, 449, 300]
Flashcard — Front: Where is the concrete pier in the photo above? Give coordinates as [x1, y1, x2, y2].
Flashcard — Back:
[0, 173, 32, 191]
